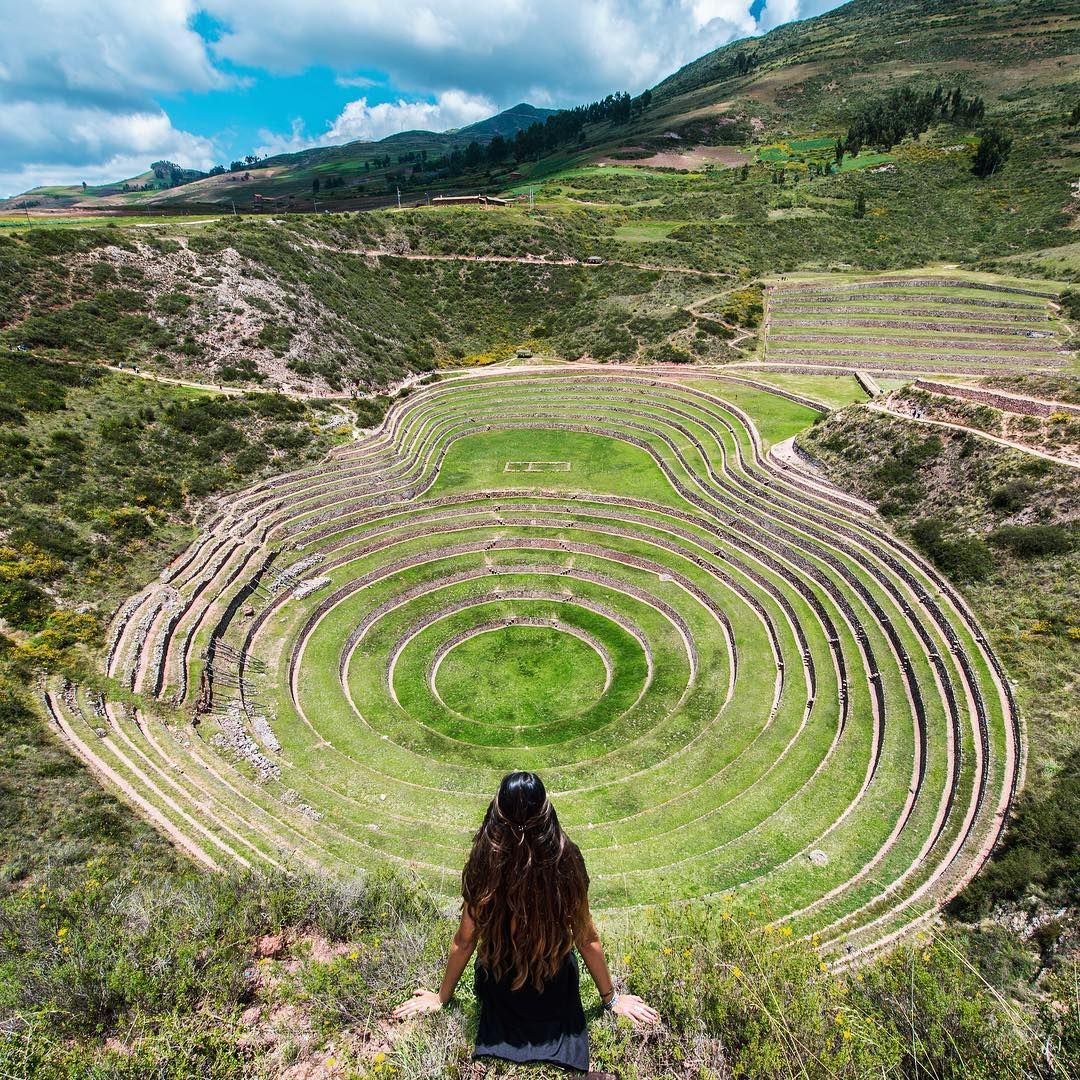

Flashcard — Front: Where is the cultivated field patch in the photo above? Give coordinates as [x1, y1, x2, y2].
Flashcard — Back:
[46, 371, 1019, 961]
[761, 274, 1074, 378]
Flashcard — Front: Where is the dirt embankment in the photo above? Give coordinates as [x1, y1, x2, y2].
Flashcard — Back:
[595, 145, 749, 169]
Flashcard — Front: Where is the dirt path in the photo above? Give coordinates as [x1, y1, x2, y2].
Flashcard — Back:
[345, 247, 719, 277]
[866, 402, 1080, 469]
[102, 364, 248, 396]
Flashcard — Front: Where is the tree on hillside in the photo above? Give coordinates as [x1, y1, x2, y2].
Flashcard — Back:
[854, 191, 867, 218]
[971, 127, 1012, 177]
[312, 178, 320, 195]
[734, 50, 755, 76]
[846, 84, 986, 153]
[835, 138, 844, 165]
[464, 141, 484, 170]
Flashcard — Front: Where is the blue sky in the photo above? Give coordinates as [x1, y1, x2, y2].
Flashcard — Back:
[0, 0, 843, 196]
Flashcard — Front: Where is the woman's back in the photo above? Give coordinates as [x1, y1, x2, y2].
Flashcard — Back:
[393, 772, 658, 1075]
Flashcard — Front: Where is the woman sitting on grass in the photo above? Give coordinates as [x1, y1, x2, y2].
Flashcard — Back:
[393, 771, 658, 1076]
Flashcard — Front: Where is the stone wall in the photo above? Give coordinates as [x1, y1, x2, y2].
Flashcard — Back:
[912, 379, 1080, 419]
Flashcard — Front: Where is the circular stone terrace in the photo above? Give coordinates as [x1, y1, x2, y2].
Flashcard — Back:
[46, 370, 1021, 963]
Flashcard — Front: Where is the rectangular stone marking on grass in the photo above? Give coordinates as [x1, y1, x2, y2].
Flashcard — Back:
[504, 461, 572, 472]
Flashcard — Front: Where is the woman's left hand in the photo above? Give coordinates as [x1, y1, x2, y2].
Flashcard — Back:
[392, 988, 444, 1020]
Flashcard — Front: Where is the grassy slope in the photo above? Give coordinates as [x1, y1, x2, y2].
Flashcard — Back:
[799, 406, 1079, 912]
[4, 864, 1070, 1080]
[0, 354, 348, 889]
[4, 0, 1079, 391]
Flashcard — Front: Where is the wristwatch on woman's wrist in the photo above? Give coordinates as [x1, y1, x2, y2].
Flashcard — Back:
[601, 989, 619, 1011]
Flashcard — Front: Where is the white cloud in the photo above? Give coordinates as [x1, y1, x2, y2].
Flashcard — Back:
[336, 74, 381, 88]
[757, 0, 804, 32]
[0, 0, 225, 111]
[203, 0, 768, 103]
[0, 0, 223, 193]
[254, 118, 313, 159]
[0, 103, 217, 196]
[326, 90, 497, 143]
[253, 89, 496, 161]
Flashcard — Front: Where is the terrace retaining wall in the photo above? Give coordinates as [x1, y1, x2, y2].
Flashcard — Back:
[912, 380, 1080, 419]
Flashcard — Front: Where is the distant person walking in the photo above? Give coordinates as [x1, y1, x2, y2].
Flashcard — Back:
[393, 771, 658, 1076]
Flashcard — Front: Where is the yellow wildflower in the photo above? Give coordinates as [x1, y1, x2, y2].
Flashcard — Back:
[663, 947, 672, 956]
[781, 926, 793, 937]
[623, 953, 632, 964]
[732, 965, 743, 979]
[57, 927, 68, 939]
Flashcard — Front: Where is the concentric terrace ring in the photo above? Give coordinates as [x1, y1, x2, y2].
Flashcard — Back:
[49, 370, 1020, 963]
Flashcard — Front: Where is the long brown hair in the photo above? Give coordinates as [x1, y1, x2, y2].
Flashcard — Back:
[462, 772, 591, 991]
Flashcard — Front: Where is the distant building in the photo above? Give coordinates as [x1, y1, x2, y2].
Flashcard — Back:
[515, 349, 533, 358]
[585, 256, 604, 265]
[432, 194, 510, 208]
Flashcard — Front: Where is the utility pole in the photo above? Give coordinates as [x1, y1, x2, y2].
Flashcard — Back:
[313, 197, 319, 214]
[396, 186, 401, 210]
[529, 186, 535, 212]
[231, 200, 237, 217]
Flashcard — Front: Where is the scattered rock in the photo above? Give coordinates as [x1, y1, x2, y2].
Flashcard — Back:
[255, 933, 288, 959]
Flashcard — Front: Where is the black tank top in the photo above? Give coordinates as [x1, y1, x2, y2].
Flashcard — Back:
[473, 948, 589, 1072]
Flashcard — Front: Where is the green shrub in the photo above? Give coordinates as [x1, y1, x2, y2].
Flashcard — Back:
[989, 478, 1036, 513]
[873, 434, 942, 486]
[0, 579, 53, 630]
[155, 291, 194, 316]
[107, 507, 155, 540]
[988, 524, 1074, 558]
[909, 517, 992, 582]
[953, 750, 1080, 917]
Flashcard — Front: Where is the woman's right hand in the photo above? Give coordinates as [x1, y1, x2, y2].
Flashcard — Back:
[392, 988, 444, 1020]
[611, 993, 659, 1027]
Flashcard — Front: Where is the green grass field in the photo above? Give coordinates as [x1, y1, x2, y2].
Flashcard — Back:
[0, 214, 226, 231]
[45, 370, 1018, 961]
